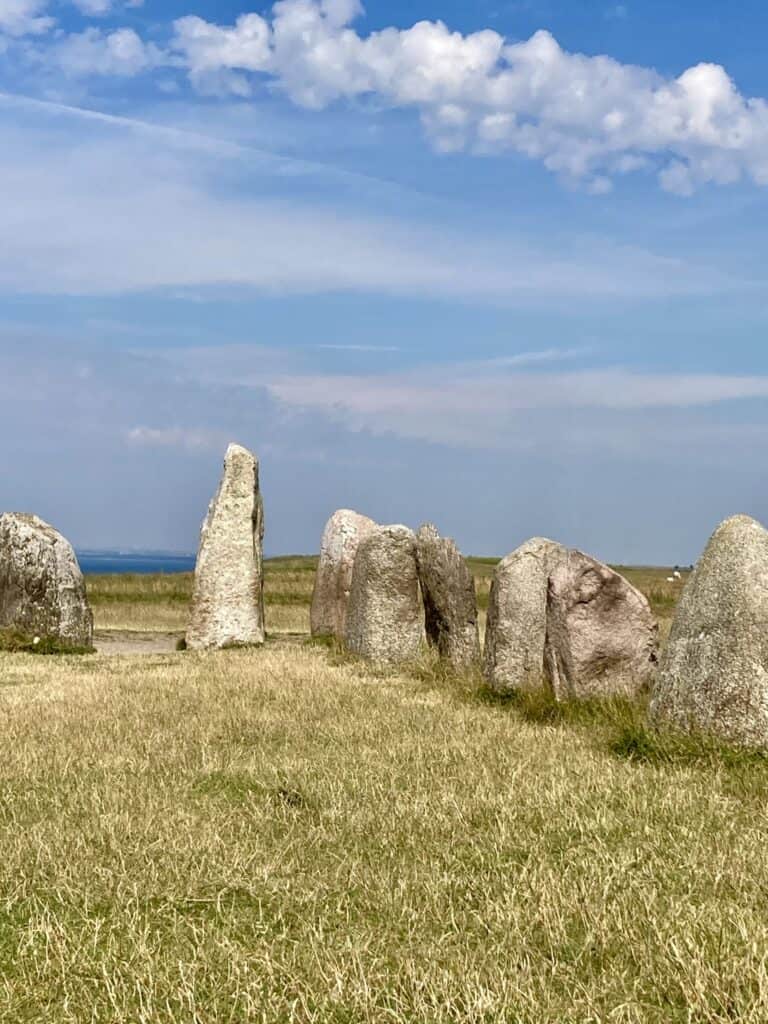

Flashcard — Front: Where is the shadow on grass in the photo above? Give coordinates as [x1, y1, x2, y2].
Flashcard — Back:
[309, 639, 768, 779]
[507, 684, 768, 774]
[412, 652, 768, 776]
[194, 769, 314, 812]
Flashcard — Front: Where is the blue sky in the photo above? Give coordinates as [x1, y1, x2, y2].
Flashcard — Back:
[2, 0, 768, 562]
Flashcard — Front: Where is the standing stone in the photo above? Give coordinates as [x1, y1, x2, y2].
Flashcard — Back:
[345, 525, 425, 665]
[415, 523, 480, 670]
[187, 443, 265, 651]
[544, 550, 658, 700]
[311, 510, 378, 640]
[483, 538, 568, 694]
[650, 515, 768, 748]
[0, 513, 93, 647]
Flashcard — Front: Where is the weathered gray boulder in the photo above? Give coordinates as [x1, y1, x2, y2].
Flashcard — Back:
[345, 525, 425, 665]
[483, 537, 568, 694]
[650, 515, 768, 748]
[415, 523, 480, 670]
[544, 550, 658, 700]
[0, 513, 93, 647]
[187, 443, 265, 651]
[311, 509, 377, 640]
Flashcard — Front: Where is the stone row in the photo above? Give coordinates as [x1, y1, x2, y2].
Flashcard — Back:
[3, 442, 768, 750]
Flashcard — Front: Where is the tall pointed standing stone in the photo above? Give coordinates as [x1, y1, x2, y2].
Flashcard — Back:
[0, 513, 93, 647]
[311, 509, 378, 641]
[186, 444, 265, 651]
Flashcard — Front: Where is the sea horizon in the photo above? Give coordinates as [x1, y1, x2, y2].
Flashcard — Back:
[76, 550, 197, 575]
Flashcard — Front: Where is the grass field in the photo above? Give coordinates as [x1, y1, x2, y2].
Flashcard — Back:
[7, 559, 765, 1023]
[85, 558, 689, 640]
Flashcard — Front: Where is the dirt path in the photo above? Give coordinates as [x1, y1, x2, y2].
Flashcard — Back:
[94, 631, 310, 656]
[94, 631, 182, 655]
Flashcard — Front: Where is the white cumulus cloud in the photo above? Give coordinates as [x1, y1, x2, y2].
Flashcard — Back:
[53, 27, 162, 76]
[12, 0, 768, 195]
[0, 0, 53, 36]
[161, 0, 768, 194]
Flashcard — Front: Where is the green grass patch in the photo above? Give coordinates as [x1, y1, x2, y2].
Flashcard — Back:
[195, 770, 313, 812]
[493, 682, 768, 781]
[264, 591, 312, 607]
[86, 572, 193, 606]
[0, 629, 94, 656]
[264, 555, 318, 572]
[505, 685, 644, 730]
[304, 632, 341, 651]
[610, 719, 768, 770]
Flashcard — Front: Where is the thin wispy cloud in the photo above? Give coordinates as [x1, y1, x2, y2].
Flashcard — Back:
[485, 347, 591, 367]
[315, 344, 402, 352]
[0, 97, 741, 302]
[125, 425, 228, 450]
[267, 365, 768, 448]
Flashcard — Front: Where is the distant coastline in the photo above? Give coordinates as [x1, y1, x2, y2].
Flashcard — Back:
[76, 551, 197, 575]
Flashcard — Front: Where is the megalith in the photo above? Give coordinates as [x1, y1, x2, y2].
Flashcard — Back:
[415, 523, 480, 670]
[650, 515, 768, 748]
[310, 509, 377, 641]
[0, 512, 93, 647]
[187, 443, 265, 651]
[345, 525, 425, 665]
[483, 537, 568, 694]
[544, 550, 658, 701]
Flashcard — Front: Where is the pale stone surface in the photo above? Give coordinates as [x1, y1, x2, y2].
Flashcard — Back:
[187, 444, 265, 651]
[483, 537, 568, 694]
[345, 525, 425, 665]
[310, 509, 377, 640]
[0, 512, 93, 646]
[650, 515, 768, 748]
[544, 550, 658, 700]
[415, 523, 480, 670]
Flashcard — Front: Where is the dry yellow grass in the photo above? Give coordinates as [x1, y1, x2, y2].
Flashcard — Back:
[5, 558, 748, 1023]
[1, 640, 767, 1021]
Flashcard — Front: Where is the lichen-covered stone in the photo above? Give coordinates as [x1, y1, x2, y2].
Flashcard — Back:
[544, 550, 658, 700]
[483, 537, 568, 694]
[416, 523, 480, 670]
[650, 515, 768, 748]
[187, 443, 265, 651]
[0, 513, 93, 646]
[345, 525, 425, 665]
[311, 509, 377, 640]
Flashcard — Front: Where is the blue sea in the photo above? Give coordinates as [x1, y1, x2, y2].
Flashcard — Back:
[77, 551, 196, 575]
